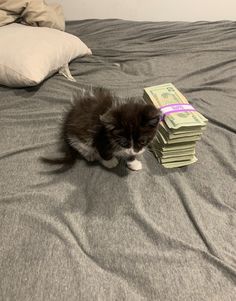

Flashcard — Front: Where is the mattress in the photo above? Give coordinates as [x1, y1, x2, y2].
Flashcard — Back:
[0, 19, 235, 300]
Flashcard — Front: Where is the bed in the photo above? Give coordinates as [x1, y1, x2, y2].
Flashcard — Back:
[0, 19, 235, 300]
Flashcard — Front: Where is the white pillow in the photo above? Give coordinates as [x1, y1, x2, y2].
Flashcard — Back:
[0, 23, 92, 87]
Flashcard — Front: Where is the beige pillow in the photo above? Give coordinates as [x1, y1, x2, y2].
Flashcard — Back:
[0, 0, 65, 30]
[0, 23, 92, 87]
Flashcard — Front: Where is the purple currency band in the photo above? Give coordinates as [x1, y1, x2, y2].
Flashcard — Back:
[159, 103, 196, 121]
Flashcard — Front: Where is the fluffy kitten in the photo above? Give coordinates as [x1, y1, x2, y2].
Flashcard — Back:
[42, 88, 160, 171]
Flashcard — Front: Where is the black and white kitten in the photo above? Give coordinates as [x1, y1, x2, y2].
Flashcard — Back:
[42, 88, 160, 171]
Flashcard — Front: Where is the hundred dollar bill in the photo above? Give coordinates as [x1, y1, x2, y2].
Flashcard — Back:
[152, 136, 196, 150]
[154, 149, 196, 158]
[162, 156, 198, 168]
[158, 123, 203, 138]
[144, 83, 189, 105]
[164, 111, 207, 129]
[158, 125, 203, 139]
[157, 131, 201, 144]
[159, 122, 206, 134]
[143, 83, 208, 129]
[159, 155, 195, 163]
[150, 146, 196, 159]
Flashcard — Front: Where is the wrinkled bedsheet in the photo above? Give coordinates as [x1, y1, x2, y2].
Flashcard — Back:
[0, 19, 235, 301]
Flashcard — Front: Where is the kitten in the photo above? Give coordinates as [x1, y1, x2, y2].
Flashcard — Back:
[42, 88, 160, 171]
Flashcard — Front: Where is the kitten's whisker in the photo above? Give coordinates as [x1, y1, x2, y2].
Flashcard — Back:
[145, 149, 155, 159]
[87, 130, 97, 134]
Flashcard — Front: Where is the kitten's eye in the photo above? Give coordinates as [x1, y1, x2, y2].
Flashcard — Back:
[139, 138, 148, 145]
[112, 129, 121, 136]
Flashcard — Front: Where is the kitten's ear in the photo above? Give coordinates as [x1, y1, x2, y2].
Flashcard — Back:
[142, 105, 160, 127]
[100, 110, 116, 129]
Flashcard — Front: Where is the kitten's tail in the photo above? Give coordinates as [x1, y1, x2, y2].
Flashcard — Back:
[40, 145, 78, 172]
[41, 156, 75, 165]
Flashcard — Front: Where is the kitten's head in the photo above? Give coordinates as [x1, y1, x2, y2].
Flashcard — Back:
[100, 102, 160, 156]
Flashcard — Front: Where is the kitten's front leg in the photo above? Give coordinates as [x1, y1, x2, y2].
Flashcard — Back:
[97, 148, 119, 169]
[96, 141, 119, 168]
[127, 156, 142, 171]
[94, 129, 119, 169]
[101, 157, 119, 169]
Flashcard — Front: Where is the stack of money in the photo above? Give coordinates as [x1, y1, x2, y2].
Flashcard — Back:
[143, 83, 208, 168]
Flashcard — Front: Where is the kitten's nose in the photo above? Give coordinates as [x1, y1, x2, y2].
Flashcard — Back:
[134, 147, 141, 153]
[128, 148, 136, 156]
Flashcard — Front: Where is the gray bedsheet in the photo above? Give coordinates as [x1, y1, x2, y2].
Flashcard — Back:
[0, 19, 235, 301]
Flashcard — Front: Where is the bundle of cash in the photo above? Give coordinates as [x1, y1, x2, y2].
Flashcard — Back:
[143, 83, 208, 168]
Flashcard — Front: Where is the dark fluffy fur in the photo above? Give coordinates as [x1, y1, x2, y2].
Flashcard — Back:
[42, 88, 160, 169]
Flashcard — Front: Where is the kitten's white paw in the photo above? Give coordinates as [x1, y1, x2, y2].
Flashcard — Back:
[101, 157, 119, 169]
[127, 159, 142, 171]
[85, 152, 98, 162]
